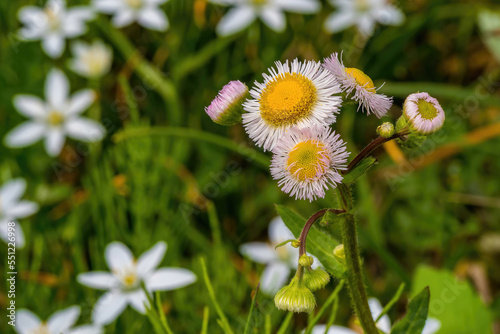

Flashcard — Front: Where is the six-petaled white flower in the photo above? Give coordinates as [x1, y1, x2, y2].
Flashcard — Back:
[15, 306, 102, 334]
[210, 0, 321, 36]
[18, 0, 95, 58]
[77, 241, 196, 325]
[5, 68, 105, 157]
[68, 40, 113, 78]
[93, 0, 170, 31]
[0, 178, 38, 249]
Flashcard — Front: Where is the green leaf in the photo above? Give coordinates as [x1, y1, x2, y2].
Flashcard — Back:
[391, 287, 430, 334]
[343, 157, 377, 184]
[376, 283, 406, 323]
[276, 205, 344, 277]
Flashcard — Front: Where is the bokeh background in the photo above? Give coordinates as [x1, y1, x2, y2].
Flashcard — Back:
[1, 0, 500, 333]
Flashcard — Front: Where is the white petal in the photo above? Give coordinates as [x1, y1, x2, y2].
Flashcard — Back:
[369, 298, 391, 333]
[137, 241, 167, 277]
[70, 324, 104, 334]
[216, 6, 256, 36]
[45, 68, 69, 107]
[16, 309, 41, 334]
[357, 16, 376, 36]
[138, 8, 169, 31]
[92, 292, 128, 325]
[240, 242, 277, 264]
[18, 6, 44, 24]
[0, 179, 26, 207]
[77, 272, 118, 290]
[47, 305, 81, 334]
[376, 6, 404, 26]
[324, 11, 356, 33]
[259, 7, 286, 32]
[311, 324, 357, 334]
[0, 220, 25, 249]
[65, 118, 106, 142]
[19, 26, 45, 40]
[4, 201, 38, 219]
[42, 34, 65, 58]
[260, 262, 290, 295]
[112, 9, 136, 27]
[44, 128, 66, 156]
[4, 122, 45, 148]
[126, 290, 149, 314]
[422, 318, 441, 334]
[66, 7, 95, 22]
[275, 0, 320, 14]
[67, 90, 95, 115]
[146, 268, 196, 291]
[105, 242, 134, 271]
[13, 95, 47, 119]
[268, 217, 294, 244]
[93, 0, 125, 13]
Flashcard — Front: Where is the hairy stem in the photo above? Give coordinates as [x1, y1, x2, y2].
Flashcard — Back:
[298, 208, 345, 257]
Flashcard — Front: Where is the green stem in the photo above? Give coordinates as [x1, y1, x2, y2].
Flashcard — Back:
[336, 183, 378, 334]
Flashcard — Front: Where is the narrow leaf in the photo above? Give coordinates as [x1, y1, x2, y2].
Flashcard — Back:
[391, 287, 430, 334]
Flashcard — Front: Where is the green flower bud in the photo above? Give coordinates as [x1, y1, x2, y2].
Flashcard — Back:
[298, 255, 314, 267]
[274, 277, 316, 313]
[291, 240, 301, 248]
[303, 268, 330, 292]
[333, 244, 345, 266]
[377, 122, 395, 138]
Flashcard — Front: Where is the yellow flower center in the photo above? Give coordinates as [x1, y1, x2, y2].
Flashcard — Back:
[126, 0, 142, 9]
[260, 73, 317, 127]
[345, 68, 376, 93]
[30, 323, 49, 334]
[122, 273, 138, 287]
[286, 140, 328, 181]
[355, 0, 370, 12]
[251, 0, 267, 5]
[82, 52, 106, 76]
[48, 111, 64, 126]
[44, 8, 60, 30]
[416, 99, 438, 120]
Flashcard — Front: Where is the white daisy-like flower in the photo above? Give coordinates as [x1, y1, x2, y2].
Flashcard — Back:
[323, 52, 393, 118]
[0, 178, 38, 249]
[324, 0, 405, 37]
[240, 217, 320, 295]
[68, 40, 113, 78]
[310, 298, 441, 334]
[93, 0, 169, 31]
[18, 0, 95, 58]
[403, 92, 445, 135]
[77, 241, 196, 325]
[15, 306, 102, 334]
[4, 68, 105, 157]
[205, 80, 249, 126]
[270, 126, 349, 202]
[211, 0, 321, 36]
[243, 58, 342, 152]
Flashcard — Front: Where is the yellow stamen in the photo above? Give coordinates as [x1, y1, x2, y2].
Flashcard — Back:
[48, 111, 64, 126]
[44, 7, 60, 30]
[287, 140, 328, 181]
[251, 0, 267, 5]
[32, 323, 50, 334]
[122, 273, 138, 287]
[126, 0, 142, 9]
[260, 73, 317, 127]
[345, 68, 376, 93]
[416, 99, 438, 120]
[355, 0, 370, 12]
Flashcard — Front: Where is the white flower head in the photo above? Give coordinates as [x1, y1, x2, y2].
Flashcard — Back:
[77, 241, 196, 325]
[15, 306, 103, 334]
[205, 80, 249, 126]
[18, 0, 95, 58]
[403, 92, 445, 135]
[323, 52, 393, 118]
[0, 178, 39, 249]
[270, 126, 349, 202]
[324, 0, 405, 37]
[68, 40, 113, 78]
[211, 0, 321, 36]
[243, 58, 342, 152]
[5, 68, 106, 157]
[240, 217, 320, 295]
[93, 0, 170, 31]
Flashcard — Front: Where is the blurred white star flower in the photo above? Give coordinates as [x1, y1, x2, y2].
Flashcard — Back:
[0, 178, 38, 249]
[15, 306, 103, 334]
[18, 0, 95, 58]
[4, 68, 105, 157]
[240, 217, 320, 295]
[310, 298, 441, 334]
[68, 40, 113, 78]
[210, 0, 321, 36]
[93, 0, 169, 31]
[77, 241, 197, 325]
[324, 0, 404, 37]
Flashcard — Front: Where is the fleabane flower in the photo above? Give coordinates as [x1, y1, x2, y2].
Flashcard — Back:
[270, 126, 349, 202]
[15, 306, 102, 334]
[4, 69, 105, 157]
[403, 92, 445, 135]
[93, 0, 169, 31]
[240, 217, 320, 295]
[68, 40, 113, 78]
[0, 178, 38, 249]
[323, 52, 392, 118]
[243, 59, 342, 151]
[18, 0, 95, 58]
[211, 0, 321, 36]
[77, 241, 196, 325]
[205, 81, 249, 126]
[324, 0, 404, 37]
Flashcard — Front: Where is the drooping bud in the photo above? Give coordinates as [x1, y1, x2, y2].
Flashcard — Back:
[303, 268, 330, 291]
[333, 244, 345, 266]
[274, 276, 316, 313]
[298, 254, 314, 267]
[205, 80, 249, 126]
[403, 92, 445, 135]
[377, 122, 395, 138]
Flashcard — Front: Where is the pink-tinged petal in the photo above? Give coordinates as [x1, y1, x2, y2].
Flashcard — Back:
[259, 8, 286, 32]
[42, 34, 65, 58]
[239, 242, 277, 264]
[67, 90, 95, 115]
[138, 8, 169, 31]
[0, 179, 26, 207]
[65, 118, 105, 142]
[92, 292, 128, 325]
[126, 290, 150, 314]
[45, 68, 69, 107]
[4, 201, 38, 219]
[105, 242, 134, 271]
[216, 6, 256, 36]
[16, 309, 41, 334]
[77, 272, 118, 290]
[44, 128, 66, 157]
[47, 305, 80, 334]
[137, 241, 167, 277]
[146, 268, 196, 291]
[13, 95, 47, 119]
[4, 122, 45, 148]
[260, 262, 290, 295]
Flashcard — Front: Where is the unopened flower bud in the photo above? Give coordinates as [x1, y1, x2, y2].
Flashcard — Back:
[298, 255, 314, 267]
[403, 92, 445, 135]
[377, 122, 394, 138]
[291, 240, 300, 248]
[303, 268, 330, 291]
[205, 80, 249, 126]
[274, 277, 316, 313]
[333, 244, 345, 266]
